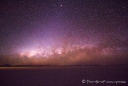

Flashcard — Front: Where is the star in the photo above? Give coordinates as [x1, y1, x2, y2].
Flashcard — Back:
[0, 0, 128, 65]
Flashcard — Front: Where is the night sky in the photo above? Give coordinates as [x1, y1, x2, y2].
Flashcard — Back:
[0, 0, 128, 65]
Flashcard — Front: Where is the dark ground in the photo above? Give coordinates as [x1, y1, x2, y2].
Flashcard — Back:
[0, 66, 128, 86]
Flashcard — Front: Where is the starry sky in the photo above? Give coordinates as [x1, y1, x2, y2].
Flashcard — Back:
[0, 0, 128, 65]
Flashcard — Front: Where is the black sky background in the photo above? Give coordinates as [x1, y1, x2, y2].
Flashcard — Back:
[0, 0, 128, 65]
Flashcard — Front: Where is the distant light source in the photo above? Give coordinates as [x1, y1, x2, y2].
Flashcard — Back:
[29, 50, 36, 57]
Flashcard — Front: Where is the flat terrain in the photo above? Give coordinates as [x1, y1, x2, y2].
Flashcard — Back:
[0, 66, 127, 86]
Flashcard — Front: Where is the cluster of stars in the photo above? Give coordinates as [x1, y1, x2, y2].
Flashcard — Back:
[0, 0, 128, 65]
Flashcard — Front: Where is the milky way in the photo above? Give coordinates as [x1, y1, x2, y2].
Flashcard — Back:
[0, 0, 128, 65]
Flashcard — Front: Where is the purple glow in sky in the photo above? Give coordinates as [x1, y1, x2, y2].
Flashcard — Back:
[0, 0, 128, 65]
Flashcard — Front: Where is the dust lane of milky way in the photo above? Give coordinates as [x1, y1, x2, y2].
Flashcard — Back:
[0, 0, 128, 65]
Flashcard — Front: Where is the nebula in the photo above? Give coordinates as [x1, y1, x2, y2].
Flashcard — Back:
[0, 0, 128, 65]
